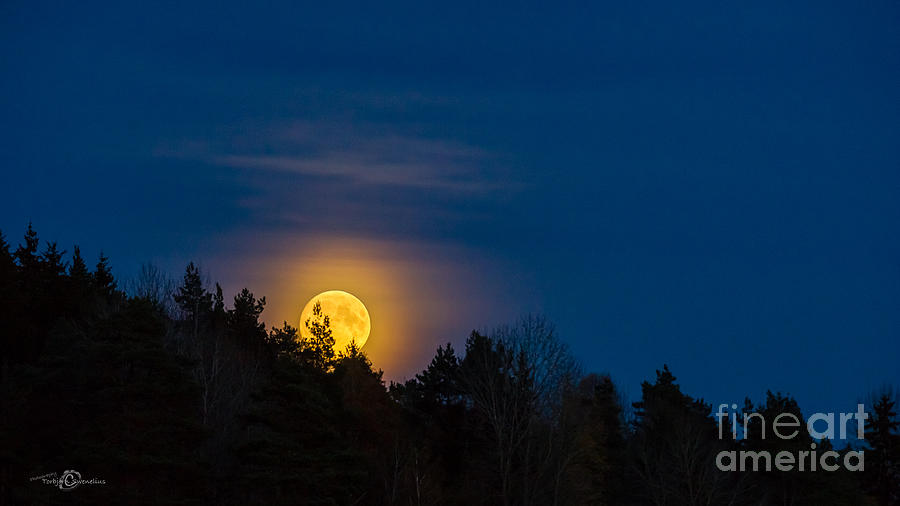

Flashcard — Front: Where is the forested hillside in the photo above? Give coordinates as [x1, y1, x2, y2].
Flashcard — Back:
[1, 224, 897, 505]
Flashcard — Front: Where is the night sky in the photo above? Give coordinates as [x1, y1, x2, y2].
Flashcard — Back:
[2, 0, 898, 415]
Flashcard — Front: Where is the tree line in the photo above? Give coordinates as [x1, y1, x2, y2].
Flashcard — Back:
[0, 224, 897, 505]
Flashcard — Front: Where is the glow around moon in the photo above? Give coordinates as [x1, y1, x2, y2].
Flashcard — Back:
[299, 290, 371, 353]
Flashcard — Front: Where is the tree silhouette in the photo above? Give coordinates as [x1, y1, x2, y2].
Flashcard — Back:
[40, 241, 66, 277]
[630, 365, 743, 506]
[13, 222, 39, 271]
[227, 288, 266, 348]
[69, 245, 89, 282]
[560, 373, 628, 505]
[302, 301, 336, 370]
[266, 321, 301, 358]
[174, 262, 212, 342]
[1, 222, 893, 506]
[93, 252, 116, 292]
[0, 230, 15, 384]
[865, 391, 900, 505]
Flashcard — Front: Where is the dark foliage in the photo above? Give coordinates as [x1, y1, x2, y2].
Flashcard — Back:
[0, 224, 897, 505]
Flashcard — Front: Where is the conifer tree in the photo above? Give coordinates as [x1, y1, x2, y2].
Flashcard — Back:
[174, 262, 212, 340]
[40, 241, 66, 277]
[631, 366, 735, 506]
[563, 374, 628, 505]
[266, 322, 300, 358]
[302, 301, 335, 370]
[93, 251, 117, 297]
[213, 282, 225, 314]
[0, 231, 15, 382]
[6, 297, 210, 505]
[0, 231, 15, 279]
[234, 355, 364, 505]
[417, 343, 461, 407]
[69, 245, 90, 283]
[227, 288, 266, 348]
[13, 222, 39, 271]
[211, 282, 226, 330]
[0, 230, 14, 297]
[865, 392, 900, 505]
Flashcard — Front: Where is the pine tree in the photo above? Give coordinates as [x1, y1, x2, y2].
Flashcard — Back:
[92, 252, 117, 297]
[332, 344, 401, 504]
[266, 322, 300, 358]
[234, 356, 364, 505]
[174, 262, 212, 340]
[865, 393, 900, 505]
[301, 301, 335, 370]
[0, 231, 14, 279]
[69, 245, 90, 283]
[416, 343, 461, 407]
[5, 297, 210, 504]
[9, 224, 53, 365]
[40, 241, 67, 277]
[0, 231, 16, 383]
[739, 391, 867, 505]
[211, 282, 226, 330]
[0, 230, 14, 295]
[630, 365, 735, 506]
[13, 222, 39, 271]
[213, 282, 225, 314]
[227, 288, 266, 348]
[563, 374, 628, 505]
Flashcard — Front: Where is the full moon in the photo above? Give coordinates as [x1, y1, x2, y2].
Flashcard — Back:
[299, 290, 371, 353]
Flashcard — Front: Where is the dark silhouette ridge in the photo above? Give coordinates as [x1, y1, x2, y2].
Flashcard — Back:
[0, 224, 896, 505]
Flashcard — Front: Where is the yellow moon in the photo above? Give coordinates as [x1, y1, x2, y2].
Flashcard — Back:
[299, 290, 371, 353]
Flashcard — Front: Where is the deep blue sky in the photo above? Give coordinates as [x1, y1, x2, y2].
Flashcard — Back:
[2, 0, 898, 418]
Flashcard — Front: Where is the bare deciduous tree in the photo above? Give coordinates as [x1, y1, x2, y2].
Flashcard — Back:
[461, 315, 581, 506]
[127, 262, 175, 315]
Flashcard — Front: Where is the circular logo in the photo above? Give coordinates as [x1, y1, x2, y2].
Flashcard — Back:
[59, 470, 81, 491]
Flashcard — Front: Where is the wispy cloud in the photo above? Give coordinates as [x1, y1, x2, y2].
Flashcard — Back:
[213, 143, 499, 193]
[154, 119, 528, 239]
[159, 121, 520, 195]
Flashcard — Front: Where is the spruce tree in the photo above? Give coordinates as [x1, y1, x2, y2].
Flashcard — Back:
[416, 343, 461, 407]
[92, 252, 117, 297]
[13, 222, 39, 271]
[211, 282, 226, 331]
[174, 262, 212, 340]
[0, 231, 14, 279]
[865, 393, 900, 505]
[40, 241, 67, 277]
[69, 245, 90, 283]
